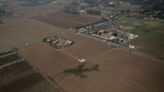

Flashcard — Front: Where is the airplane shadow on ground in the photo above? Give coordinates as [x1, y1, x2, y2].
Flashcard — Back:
[63, 63, 99, 79]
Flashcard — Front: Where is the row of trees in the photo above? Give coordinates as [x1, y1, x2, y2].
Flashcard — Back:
[86, 9, 101, 15]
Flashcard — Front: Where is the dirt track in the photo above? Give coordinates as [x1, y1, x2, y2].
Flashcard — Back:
[19, 34, 164, 92]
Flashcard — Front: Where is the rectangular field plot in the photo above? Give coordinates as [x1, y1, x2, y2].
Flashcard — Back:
[20, 43, 78, 76]
[64, 39, 113, 59]
[32, 12, 101, 29]
[0, 50, 60, 92]
[88, 49, 164, 92]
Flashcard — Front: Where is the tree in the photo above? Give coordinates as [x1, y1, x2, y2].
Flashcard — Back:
[87, 9, 101, 15]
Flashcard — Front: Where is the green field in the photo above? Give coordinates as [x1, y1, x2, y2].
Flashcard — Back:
[120, 17, 164, 61]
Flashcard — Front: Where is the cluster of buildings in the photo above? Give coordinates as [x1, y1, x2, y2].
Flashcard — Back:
[42, 36, 73, 49]
[76, 20, 138, 45]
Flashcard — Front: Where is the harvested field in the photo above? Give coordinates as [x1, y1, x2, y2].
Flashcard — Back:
[63, 40, 113, 59]
[0, 51, 60, 92]
[61, 33, 90, 45]
[0, 73, 44, 92]
[20, 43, 79, 76]
[33, 15, 81, 29]
[0, 50, 15, 56]
[0, 53, 20, 65]
[47, 12, 100, 24]
[0, 71, 58, 92]
[0, 18, 65, 51]
[20, 0, 54, 7]
[19, 34, 164, 92]
[32, 12, 101, 29]
[0, 62, 32, 78]
[39, 33, 114, 59]
[87, 49, 164, 92]
[61, 34, 113, 59]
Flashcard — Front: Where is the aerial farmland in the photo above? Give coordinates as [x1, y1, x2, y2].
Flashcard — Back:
[0, 0, 164, 92]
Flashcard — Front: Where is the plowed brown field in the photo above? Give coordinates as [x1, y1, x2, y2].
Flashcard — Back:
[20, 34, 164, 92]
[32, 12, 101, 29]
